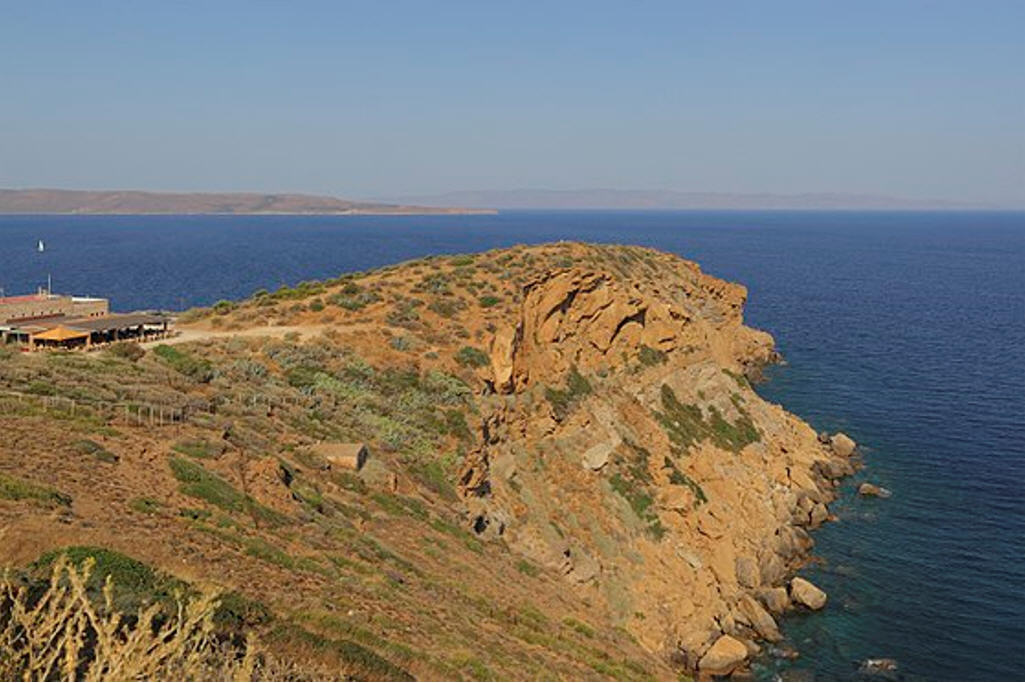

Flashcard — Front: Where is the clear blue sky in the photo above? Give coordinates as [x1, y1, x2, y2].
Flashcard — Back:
[1, 1, 1022, 204]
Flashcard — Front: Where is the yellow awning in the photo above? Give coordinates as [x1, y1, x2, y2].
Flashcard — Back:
[33, 325, 89, 342]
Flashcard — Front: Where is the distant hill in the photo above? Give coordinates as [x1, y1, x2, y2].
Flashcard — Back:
[385, 188, 992, 210]
[0, 188, 495, 215]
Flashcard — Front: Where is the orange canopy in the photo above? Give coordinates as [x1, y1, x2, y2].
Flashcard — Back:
[33, 325, 89, 342]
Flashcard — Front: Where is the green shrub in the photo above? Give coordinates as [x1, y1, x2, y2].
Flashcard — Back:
[664, 457, 707, 505]
[168, 457, 245, 512]
[153, 345, 214, 383]
[409, 461, 459, 502]
[169, 459, 288, 525]
[73, 438, 118, 463]
[0, 473, 71, 507]
[637, 345, 667, 367]
[385, 299, 422, 328]
[422, 370, 471, 404]
[244, 537, 295, 570]
[129, 496, 164, 514]
[609, 473, 663, 540]
[328, 290, 381, 311]
[477, 295, 501, 308]
[516, 559, 541, 577]
[608, 440, 665, 540]
[286, 365, 321, 389]
[655, 384, 760, 453]
[545, 365, 592, 421]
[31, 545, 187, 613]
[443, 409, 472, 441]
[267, 623, 412, 681]
[566, 365, 592, 396]
[107, 341, 145, 362]
[25, 380, 55, 396]
[427, 298, 462, 318]
[454, 346, 488, 368]
[417, 273, 451, 295]
[212, 300, 235, 315]
[172, 439, 220, 459]
[212, 591, 273, 631]
[178, 507, 212, 521]
[563, 616, 596, 638]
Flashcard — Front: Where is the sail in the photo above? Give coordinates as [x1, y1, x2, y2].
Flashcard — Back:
[37, 240, 45, 252]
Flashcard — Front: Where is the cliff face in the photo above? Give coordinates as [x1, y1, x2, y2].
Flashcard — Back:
[0, 242, 854, 679]
[447, 246, 855, 670]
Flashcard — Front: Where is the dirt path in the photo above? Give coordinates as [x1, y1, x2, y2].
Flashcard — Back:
[140, 324, 329, 348]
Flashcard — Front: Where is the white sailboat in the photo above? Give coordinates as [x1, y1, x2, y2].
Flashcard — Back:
[37, 239, 45, 253]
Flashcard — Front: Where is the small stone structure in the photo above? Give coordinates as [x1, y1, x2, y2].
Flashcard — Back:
[310, 442, 369, 471]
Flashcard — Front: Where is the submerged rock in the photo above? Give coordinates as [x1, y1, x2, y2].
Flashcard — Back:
[860, 657, 899, 675]
[698, 634, 749, 676]
[858, 482, 891, 498]
[790, 576, 827, 610]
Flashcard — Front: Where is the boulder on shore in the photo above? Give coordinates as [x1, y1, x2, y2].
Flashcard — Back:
[735, 556, 759, 589]
[809, 502, 830, 528]
[858, 482, 891, 498]
[790, 576, 827, 610]
[698, 634, 749, 676]
[830, 432, 857, 457]
[759, 586, 790, 615]
[737, 594, 782, 642]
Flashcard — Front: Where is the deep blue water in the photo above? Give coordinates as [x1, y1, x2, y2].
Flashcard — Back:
[2, 211, 1023, 680]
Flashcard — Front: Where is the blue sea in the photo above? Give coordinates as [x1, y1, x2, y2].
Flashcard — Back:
[1, 211, 1023, 680]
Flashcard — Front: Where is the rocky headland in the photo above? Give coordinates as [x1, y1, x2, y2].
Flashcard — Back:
[0, 188, 496, 215]
[0, 242, 858, 679]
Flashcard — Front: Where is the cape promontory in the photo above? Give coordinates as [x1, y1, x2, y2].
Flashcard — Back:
[0, 242, 856, 679]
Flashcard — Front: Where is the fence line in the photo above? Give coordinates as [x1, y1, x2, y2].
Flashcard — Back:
[0, 387, 319, 428]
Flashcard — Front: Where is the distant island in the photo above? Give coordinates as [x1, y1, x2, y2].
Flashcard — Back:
[384, 188, 997, 210]
[0, 188, 496, 215]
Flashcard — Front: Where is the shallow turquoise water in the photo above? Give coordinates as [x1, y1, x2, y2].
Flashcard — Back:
[2, 210, 1022, 679]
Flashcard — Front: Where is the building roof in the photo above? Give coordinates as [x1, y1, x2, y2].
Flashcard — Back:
[0, 294, 50, 305]
[32, 325, 89, 342]
[3, 313, 169, 336]
[62, 313, 168, 333]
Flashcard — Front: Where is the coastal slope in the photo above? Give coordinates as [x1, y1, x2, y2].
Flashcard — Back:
[0, 242, 855, 679]
[0, 188, 495, 215]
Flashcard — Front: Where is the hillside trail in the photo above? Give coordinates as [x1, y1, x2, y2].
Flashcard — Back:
[141, 323, 337, 347]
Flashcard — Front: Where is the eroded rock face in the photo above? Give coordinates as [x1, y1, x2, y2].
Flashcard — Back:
[449, 245, 849, 675]
[243, 457, 298, 514]
[490, 264, 774, 393]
